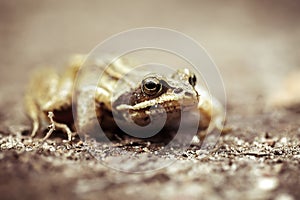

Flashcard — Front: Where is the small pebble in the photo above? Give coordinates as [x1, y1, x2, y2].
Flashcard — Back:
[275, 193, 294, 200]
[25, 147, 33, 152]
[257, 177, 278, 191]
[280, 137, 288, 144]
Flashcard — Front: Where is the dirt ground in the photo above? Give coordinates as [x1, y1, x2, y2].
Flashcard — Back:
[0, 1, 300, 200]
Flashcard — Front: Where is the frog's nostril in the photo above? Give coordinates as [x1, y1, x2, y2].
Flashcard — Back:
[184, 92, 193, 97]
[174, 88, 183, 94]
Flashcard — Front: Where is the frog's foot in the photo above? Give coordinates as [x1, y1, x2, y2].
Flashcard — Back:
[43, 112, 73, 141]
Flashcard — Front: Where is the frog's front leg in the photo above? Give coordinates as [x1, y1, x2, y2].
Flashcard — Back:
[197, 88, 225, 137]
[76, 86, 111, 136]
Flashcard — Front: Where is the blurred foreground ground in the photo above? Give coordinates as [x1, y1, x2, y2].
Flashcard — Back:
[0, 1, 300, 200]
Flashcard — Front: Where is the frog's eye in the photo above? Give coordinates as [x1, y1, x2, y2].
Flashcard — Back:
[142, 77, 162, 96]
[188, 74, 197, 87]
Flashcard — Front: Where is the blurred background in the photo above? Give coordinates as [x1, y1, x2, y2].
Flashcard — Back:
[1, 0, 300, 107]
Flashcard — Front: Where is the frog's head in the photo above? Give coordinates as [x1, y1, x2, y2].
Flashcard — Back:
[112, 69, 199, 126]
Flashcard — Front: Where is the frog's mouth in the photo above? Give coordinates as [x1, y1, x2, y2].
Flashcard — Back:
[115, 94, 198, 113]
[113, 98, 197, 128]
[112, 91, 199, 128]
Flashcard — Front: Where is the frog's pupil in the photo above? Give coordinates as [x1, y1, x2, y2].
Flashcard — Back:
[145, 81, 157, 90]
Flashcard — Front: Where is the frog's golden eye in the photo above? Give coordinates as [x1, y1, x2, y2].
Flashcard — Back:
[188, 74, 197, 87]
[142, 77, 162, 96]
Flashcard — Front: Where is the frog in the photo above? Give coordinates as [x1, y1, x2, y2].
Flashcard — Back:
[25, 55, 225, 142]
